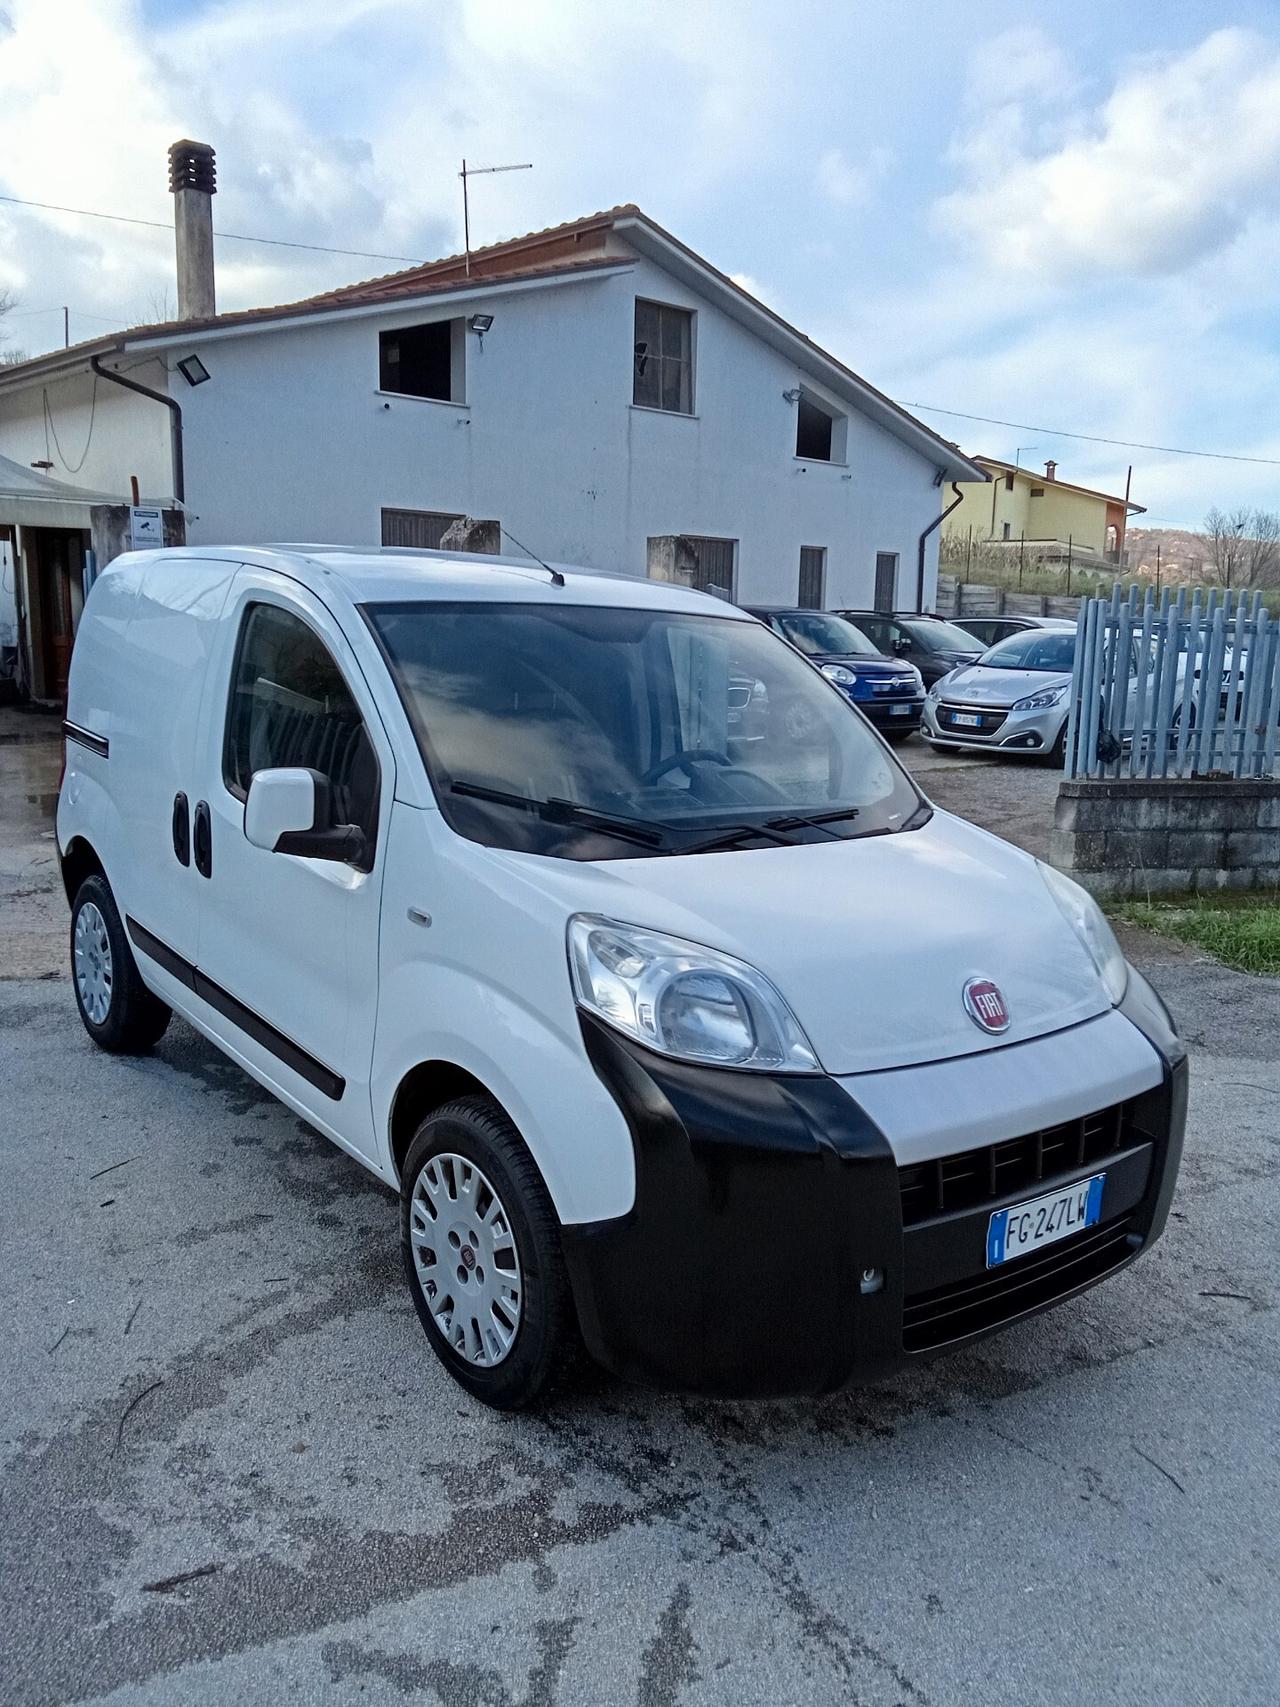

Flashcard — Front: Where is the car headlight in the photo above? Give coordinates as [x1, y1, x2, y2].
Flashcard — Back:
[1013, 685, 1068, 712]
[926, 677, 943, 701]
[821, 664, 857, 687]
[1037, 863, 1128, 1005]
[567, 915, 819, 1071]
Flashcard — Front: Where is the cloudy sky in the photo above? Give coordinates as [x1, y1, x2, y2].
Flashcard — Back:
[2, 0, 1278, 526]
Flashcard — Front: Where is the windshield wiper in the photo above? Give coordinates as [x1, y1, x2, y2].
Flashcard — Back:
[764, 806, 860, 836]
[449, 780, 666, 848]
[677, 821, 805, 856]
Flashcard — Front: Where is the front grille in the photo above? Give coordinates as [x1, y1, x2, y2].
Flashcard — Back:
[937, 702, 1008, 735]
[872, 678, 916, 696]
[898, 1104, 1127, 1228]
[902, 1215, 1137, 1352]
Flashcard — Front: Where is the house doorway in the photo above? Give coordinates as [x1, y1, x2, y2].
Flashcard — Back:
[873, 551, 899, 612]
[30, 528, 87, 701]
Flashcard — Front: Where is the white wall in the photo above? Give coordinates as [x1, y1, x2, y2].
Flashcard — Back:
[0, 359, 172, 501]
[177, 250, 944, 609]
[0, 249, 945, 610]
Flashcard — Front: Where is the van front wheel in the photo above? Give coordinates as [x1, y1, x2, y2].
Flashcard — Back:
[401, 1097, 574, 1410]
[70, 875, 171, 1053]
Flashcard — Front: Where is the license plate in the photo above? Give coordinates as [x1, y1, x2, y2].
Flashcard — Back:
[986, 1174, 1105, 1267]
[951, 712, 982, 727]
[889, 703, 913, 716]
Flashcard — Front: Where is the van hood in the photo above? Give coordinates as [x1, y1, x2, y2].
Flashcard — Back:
[487, 812, 1113, 1075]
[937, 664, 1070, 708]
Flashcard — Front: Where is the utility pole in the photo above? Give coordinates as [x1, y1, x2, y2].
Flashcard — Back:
[63, 306, 69, 348]
[460, 159, 533, 275]
[1156, 541, 1162, 597]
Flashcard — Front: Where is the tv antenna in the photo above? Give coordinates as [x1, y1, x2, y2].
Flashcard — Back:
[460, 159, 533, 275]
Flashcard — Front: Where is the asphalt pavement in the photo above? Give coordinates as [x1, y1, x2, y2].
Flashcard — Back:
[3, 710, 1278, 1706]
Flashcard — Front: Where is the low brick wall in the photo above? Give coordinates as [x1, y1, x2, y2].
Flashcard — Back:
[1053, 778, 1280, 897]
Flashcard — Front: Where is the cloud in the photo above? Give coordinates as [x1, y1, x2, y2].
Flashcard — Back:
[816, 146, 890, 207]
[939, 27, 1280, 280]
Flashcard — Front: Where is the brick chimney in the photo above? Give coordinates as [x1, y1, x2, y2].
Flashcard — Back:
[168, 140, 216, 321]
[1044, 459, 1057, 481]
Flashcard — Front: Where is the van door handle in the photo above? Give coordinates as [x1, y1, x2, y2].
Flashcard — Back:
[171, 792, 190, 866]
[193, 800, 212, 879]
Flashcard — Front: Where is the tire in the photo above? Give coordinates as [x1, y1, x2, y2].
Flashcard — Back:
[1047, 720, 1069, 767]
[401, 1095, 574, 1410]
[70, 875, 171, 1053]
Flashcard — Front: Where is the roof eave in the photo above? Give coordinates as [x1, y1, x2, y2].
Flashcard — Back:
[613, 214, 987, 482]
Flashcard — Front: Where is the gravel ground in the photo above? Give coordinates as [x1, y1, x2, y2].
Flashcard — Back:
[3, 715, 1278, 1706]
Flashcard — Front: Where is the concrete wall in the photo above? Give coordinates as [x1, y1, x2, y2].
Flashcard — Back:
[0, 359, 172, 501]
[1053, 778, 1280, 897]
[154, 249, 945, 609]
[936, 575, 1083, 620]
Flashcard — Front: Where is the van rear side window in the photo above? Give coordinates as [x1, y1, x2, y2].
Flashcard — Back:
[223, 603, 379, 849]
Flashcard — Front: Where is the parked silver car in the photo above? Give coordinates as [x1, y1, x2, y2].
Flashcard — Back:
[923, 627, 1080, 762]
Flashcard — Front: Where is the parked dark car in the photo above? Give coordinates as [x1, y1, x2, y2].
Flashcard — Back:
[835, 611, 983, 687]
[954, 615, 1077, 648]
[744, 607, 925, 742]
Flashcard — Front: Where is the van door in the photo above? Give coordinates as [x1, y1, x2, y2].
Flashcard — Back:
[191, 572, 393, 1165]
[114, 557, 240, 975]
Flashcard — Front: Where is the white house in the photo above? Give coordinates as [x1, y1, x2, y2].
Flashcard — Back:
[0, 143, 984, 700]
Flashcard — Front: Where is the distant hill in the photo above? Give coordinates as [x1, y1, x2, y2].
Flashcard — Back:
[1124, 528, 1211, 583]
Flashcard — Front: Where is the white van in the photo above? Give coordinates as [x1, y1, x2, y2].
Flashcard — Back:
[58, 546, 1186, 1408]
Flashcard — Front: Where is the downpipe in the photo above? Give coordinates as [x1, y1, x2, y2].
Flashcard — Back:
[90, 354, 184, 505]
[915, 481, 964, 614]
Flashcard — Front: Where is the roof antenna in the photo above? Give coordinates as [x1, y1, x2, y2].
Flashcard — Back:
[500, 526, 565, 587]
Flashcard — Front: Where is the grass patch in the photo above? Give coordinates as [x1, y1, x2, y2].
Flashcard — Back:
[1111, 895, 1280, 976]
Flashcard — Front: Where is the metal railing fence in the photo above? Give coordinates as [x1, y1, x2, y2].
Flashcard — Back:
[1065, 586, 1280, 780]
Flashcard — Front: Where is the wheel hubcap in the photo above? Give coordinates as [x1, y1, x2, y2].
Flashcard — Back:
[73, 901, 114, 1026]
[409, 1152, 523, 1366]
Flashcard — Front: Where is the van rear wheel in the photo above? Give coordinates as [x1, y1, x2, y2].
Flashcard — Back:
[401, 1096, 574, 1410]
[70, 875, 171, 1053]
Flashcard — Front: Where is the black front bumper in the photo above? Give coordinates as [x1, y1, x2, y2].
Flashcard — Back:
[562, 974, 1187, 1398]
[861, 696, 925, 732]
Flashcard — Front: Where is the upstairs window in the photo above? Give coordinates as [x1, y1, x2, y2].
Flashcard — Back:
[794, 391, 847, 463]
[379, 320, 463, 402]
[634, 300, 693, 413]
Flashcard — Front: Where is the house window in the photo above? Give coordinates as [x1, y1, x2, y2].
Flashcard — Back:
[1001, 522, 1012, 540]
[1030, 486, 1045, 498]
[1004, 473, 1015, 492]
[381, 508, 465, 549]
[634, 300, 693, 414]
[379, 320, 463, 401]
[798, 547, 826, 608]
[647, 534, 736, 597]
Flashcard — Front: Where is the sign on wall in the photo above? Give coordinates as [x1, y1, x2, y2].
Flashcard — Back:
[129, 507, 164, 550]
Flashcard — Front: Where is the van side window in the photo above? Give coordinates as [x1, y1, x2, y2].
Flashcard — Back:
[223, 603, 379, 851]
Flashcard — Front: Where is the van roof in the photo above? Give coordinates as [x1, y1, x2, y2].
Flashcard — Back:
[107, 544, 753, 617]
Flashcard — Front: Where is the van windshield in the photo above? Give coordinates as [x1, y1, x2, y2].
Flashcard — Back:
[366, 601, 925, 860]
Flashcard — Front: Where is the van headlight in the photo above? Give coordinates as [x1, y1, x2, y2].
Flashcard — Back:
[567, 915, 819, 1071]
[1037, 863, 1128, 1005]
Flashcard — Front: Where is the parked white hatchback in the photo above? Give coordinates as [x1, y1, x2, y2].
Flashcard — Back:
[58, 547, 1186, 1407]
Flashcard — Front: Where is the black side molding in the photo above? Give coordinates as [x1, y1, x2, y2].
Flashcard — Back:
[125, 916, 345, 1101]
[63, 721, 109, 759]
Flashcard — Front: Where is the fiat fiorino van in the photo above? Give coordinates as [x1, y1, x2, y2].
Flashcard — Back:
[58, 547, 1186, 1408]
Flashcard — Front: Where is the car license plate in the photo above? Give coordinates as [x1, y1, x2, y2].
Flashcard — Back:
[986, 1175, 1105, 1267]
[952, 712, 982, 727]
[889, 703, 913, 716]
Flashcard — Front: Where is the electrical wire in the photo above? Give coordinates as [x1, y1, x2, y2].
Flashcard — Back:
[0, 192, 425, 265]
[897, 400, 1280, 469]
[41, 375, 99, 475]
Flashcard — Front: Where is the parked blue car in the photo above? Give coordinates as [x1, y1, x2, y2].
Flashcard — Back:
[743, 607, 925, 742]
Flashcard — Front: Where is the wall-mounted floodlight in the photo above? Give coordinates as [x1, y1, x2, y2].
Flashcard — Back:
[782, 387, 803, 404]
[176, 354, 210, 387]
[468, 313, 494, 334]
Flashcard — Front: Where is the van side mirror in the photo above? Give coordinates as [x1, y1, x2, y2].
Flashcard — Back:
[244, 767, 367, 866]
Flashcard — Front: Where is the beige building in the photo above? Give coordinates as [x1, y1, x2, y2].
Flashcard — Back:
[943, 457, 1143, 563]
